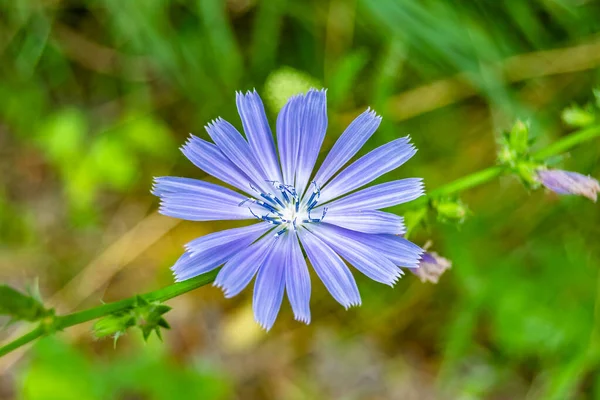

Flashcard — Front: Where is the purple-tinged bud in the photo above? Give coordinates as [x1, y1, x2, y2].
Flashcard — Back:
[412, 252, 452, 284]
[536, 169, 599, 202]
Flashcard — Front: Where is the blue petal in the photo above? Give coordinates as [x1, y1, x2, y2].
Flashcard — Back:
[309, 224, 403, 286]
[320, 178, 424, 211]
[277, 95, 303, 186]
[253, 237, 287, 331]
[185, 222, 271, 256]
[312, 108, 381, 187]
[153, 177, 253, 221]
[298, 228, 361, 309]
[323, 210, 405, 235]
[294, 89, 328, 197]
[181, 135, 254, 195]
[171, 252, 212, 282]
[206, 118, 271, 194]
[368, 235, 423, 268]
[328, 227, 423, 268]
[236, 90, 282, 182]
[214, 234, 277, 298]
[318, 136, 416, 204]
[285, 232, 311, 324]
[173, 223, 272, 281]
[171, 245, 238, 282]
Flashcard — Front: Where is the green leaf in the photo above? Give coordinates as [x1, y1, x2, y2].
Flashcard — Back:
[0, 284, 51, 322]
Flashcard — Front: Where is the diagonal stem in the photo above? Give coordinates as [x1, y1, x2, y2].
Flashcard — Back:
[0, 270, 218, 358]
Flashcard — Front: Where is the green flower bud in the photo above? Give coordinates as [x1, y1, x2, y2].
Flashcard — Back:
[93, 312, 136, 339]
[134, 298, 172, 342]
[515, 161, 541, 187]
[562, 105, 595, 128]
[433, 198, 469, 223]
[508, 119, 530, 156]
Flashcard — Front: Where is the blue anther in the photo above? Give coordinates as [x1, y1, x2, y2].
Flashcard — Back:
[249, 182, 281, 208]
[238, 198, 253, 207]
[283, 184, 298, 199]
[305, 207, 328, 223]
[242, 197, 279, 215]
[274, 227, 288, 237]
[305, 181, 321, 209]
[264, 192, 286, 208]
[256, 200, 279, 214]
[312, 181, 321, 196]
[248, 208, 282, 225]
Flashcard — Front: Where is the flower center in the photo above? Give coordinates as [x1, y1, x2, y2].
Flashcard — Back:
[239, 181, 328, 237]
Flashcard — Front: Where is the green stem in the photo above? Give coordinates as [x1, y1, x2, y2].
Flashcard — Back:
[0, 326, 45, 357]
[2, 124, 600, 358]
[533, 125, 600, 160]
[410, 166, 506, 208]
[410, 124, 600, 207]
[0, 270, 218, 357]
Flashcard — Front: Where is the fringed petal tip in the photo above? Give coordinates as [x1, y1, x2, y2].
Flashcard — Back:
[204, 117, 225, 132]
[399, 135, 418, 156]
[212, 281, 233, 298]
[294, 314, 311, 325]
[342, 299, 362, 310]
[389, 268, 406, 286]
[235, 88, 261, 98]
[364, 106, 382, 121]
[179, 136, 192, 153]
[286, 88, 328, 100]
[150, 176, 171, 197]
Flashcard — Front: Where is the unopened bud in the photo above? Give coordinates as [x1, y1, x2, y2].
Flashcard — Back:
[561, 105, 595, 128]
[509, 120, 530, 156]
[412, 252, 452, 284]
[433, 198, 468, 223]
[537, 169, 599, 202]
[93, 312, 136, 339]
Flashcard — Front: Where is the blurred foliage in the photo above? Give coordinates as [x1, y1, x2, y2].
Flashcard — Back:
[1, 0, 600, 399]
[18, 337, 231, 400]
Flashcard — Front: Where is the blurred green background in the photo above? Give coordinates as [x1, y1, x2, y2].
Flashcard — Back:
[1, 0, 600, 399]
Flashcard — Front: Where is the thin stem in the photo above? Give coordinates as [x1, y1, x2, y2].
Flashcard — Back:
[2, 124, 600, 358]
[409, 166, 505, 208]
[410, 124, 600, 207]
[532, 125, 600, 160]
[0, 326, 44, 358]
[0, 270, 218, 357]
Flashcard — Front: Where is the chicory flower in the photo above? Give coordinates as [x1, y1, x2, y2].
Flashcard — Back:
[153, 89, 425, 330]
